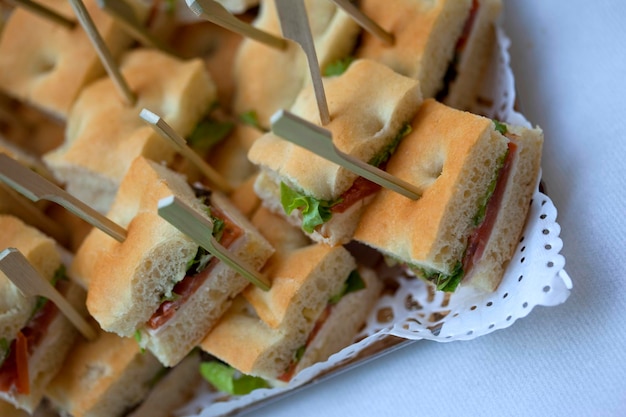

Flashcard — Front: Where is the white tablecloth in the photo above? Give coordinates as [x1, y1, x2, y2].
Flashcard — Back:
[248, 1, 626, 416]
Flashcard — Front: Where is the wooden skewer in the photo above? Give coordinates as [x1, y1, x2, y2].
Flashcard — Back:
[275, 0, 330, 126]
[95, 0, 174, 54]
[8, 0, 76, 29]
[271, 110, 422, 200]
[186, 0, 287, 51]
[158, 195, 271, 291]
[139, 109, 234, 194]
[67, 0, 136, 105]
[0, 154, 127, 242]
[330, 0, 394, 45]
[0, 248, 98, 341]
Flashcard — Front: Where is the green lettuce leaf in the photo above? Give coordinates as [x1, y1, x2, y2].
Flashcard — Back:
[329, 270, 366, 304]
[187, 118, 234, 153]
[368, 124, 412, 167]
[280, 182, 336, 233]
[412, 262, 464, 293]
[472, 148, 509, 226]
[493, 119, 508, 135]
[200, 361, 269, 395]
[239, 110, 261, 129]
[323, 56, 355, 77]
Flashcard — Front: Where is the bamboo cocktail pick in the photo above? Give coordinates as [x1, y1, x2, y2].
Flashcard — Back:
[158, 195, 271, 291]
[0, 154, 127, 242]
[275, 0, 330, 126]
[0, 248, 98, 341]
[139, 108, 233, 194]
[186, 0, 287, 50]
[8, 0, 76, 29]
[271, 110, 422, 201]
[330, 0, 394, 45]
[67, 0, 136, 105]
[96, 0, 173, 54]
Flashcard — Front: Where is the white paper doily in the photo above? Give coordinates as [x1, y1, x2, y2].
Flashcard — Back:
[176, 21, 572, 417]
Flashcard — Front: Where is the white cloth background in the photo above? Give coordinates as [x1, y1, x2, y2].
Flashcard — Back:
[241, 1, 626, 416]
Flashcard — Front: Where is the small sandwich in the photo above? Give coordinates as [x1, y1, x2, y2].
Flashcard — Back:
[70, 156, 274, 367]
[43, 48, 217, 214]
[200, 207, 382, 384]
[354, 99, 543, 292]
[355, 0, 501, 109]
[248, 58, 421, 246]
[0, 215, 85, 413]
[45, 326, 203, 417]
[437, 0, 503, 110]
[232, 0, 361, 129]
[0, 0, 146, 120]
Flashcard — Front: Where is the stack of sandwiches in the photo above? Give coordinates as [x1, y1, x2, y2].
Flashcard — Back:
[0, 215, 85, 413]
[0, 0, 544, 413]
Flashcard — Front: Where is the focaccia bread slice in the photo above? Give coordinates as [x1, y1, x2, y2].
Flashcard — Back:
[45, 329, 163, 417]
[0, 0, 146, 120]
[232, 0, 360, 129]
[355, 0, 471, 99]
[43, 48, 217, 214]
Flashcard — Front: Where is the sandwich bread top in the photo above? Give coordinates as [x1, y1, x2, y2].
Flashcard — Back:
[232, 0, 360, 129]
[248, 59, 422, 201]
[354, 99, 508, 274]
[356, 0, 472, 98]
[0, 0, 144, 119]
[43, 48, 217, 213]
[0, 215, 61, 343]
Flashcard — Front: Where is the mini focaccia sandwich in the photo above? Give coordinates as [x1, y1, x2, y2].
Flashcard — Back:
[355, 0, 501, 109]
[45, 326, 204, 417]
[355, 0, 472, 99]
[0, 0, 146, 120]
[354, 99, 543, 292]
[0, 215, 85, 413]
[437, 0, 503, 110]
[248, 59, 422, 246]
[232, 0, 360, 129]
[200, 207, 382, 384]
[70, 156, 274, 367]
[43, 48, 217, 214]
